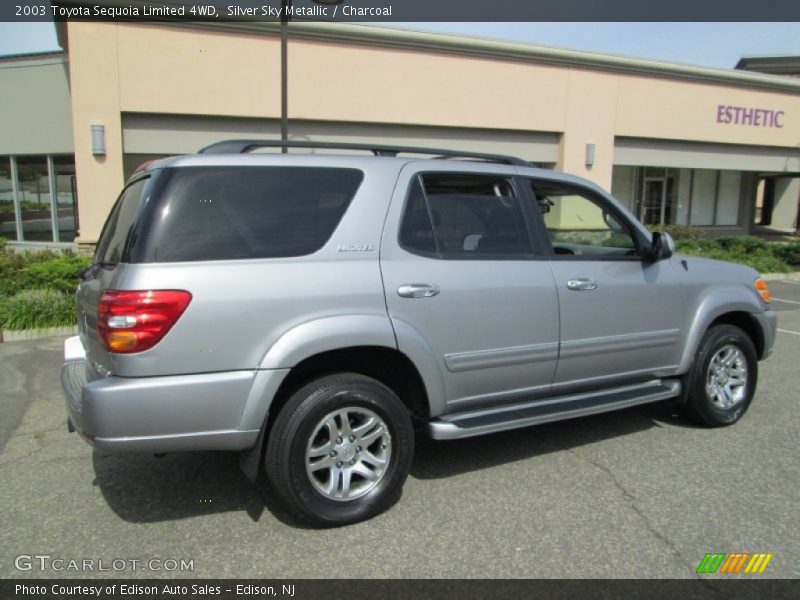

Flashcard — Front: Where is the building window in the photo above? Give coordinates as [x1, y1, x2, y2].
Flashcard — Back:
[16, 156, 53, 242]
[0, 154, 77, 243]
[612, 166, 744, 228]
[53, 155, 78, 242]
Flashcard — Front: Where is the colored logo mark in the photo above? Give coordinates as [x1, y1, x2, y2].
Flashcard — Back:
[696, 552, 773, 574]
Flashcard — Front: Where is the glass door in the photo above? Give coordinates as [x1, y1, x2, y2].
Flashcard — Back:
[641, 178, 665, 226]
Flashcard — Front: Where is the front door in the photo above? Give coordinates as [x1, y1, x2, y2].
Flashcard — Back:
[380, 165, 560, 413]
[527, 176, 687, 389]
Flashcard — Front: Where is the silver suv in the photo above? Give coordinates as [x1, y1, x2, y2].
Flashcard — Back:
[62, 140, 777, 526]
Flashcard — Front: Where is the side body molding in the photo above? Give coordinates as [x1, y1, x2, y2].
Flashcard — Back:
[678, 286, 766, 373]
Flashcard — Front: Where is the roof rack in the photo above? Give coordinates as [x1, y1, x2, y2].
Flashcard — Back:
[197, 139, 531, 167]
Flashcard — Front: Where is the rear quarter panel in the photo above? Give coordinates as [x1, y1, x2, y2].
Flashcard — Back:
[103, 160, 403, 378]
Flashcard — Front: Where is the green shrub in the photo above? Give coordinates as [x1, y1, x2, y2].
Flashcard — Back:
[675, 238, 791, 273]
[0, 289, 77, 330]
[647, 224, 705, 241]
[715, 235, 767, 252]
[771, 241, 800, 266]
[675, 239, 718, 253]
[0, 246, 90, 296]
[24, 253, 91, 294]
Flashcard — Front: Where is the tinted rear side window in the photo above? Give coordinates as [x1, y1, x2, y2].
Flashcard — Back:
[95, 177, 148, 265]
[130, 167, 363, 262]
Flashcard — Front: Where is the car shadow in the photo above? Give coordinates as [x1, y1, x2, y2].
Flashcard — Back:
[410, 401, 692, 480]
[92, 401, 693, 525]
[92, 449, 310, 527]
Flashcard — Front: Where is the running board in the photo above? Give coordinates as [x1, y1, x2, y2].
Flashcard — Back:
[427, 379, 681, 440]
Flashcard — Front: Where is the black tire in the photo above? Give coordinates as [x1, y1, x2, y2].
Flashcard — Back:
[265, 373, 414, 527]
[683, 324, 758, 427]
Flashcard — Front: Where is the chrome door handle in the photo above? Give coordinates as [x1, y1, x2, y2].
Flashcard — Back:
[567, 278, 598, 291]
[398, 283, 440, 298]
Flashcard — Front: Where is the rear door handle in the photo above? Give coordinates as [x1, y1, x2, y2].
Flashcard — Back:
[567, 278, 598, 291]
[398, 283, 440, 298]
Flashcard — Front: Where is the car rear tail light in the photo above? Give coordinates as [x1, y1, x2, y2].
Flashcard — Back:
[97, 290, 192, 353]
[754, 278, 771, 303]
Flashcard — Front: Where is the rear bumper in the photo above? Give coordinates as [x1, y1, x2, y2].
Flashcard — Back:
[60, 336, 287, 453]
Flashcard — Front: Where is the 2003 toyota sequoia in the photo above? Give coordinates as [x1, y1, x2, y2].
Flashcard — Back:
[62, 140, 777, 526]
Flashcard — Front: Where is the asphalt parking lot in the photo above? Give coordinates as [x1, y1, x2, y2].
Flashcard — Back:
[1, 280, 799, 579]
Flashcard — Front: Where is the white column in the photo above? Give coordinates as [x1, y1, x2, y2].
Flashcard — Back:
[47, 155, 60, 242]
[9, 156, 22, 241]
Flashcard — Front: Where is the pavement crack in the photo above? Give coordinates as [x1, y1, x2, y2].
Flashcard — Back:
[533, 432, 699, 577]
[10, 423, 66, 439]
[0, 444, 49, 467]
[568, 447, 736, 588]
[571, 447, 687, 561]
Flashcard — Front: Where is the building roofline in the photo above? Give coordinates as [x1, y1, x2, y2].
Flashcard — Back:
[52, 2, 800, 93]
[735, 55, 800, 70]
[171, 20, 800, 94]
[0, 50, 66, 64]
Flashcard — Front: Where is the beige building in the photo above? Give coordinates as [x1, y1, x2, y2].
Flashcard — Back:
[2, 19, 799, 246]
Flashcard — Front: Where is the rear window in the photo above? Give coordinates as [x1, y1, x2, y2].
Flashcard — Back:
[128, 166, 363, 262]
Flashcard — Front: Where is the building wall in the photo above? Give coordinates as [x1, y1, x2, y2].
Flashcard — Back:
[0, 55, 73, 156]
[65, 21, 800, 242]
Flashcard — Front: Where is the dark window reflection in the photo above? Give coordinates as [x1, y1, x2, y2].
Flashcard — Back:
[16, 156, 53, 242]
[54, 155, 77, 242]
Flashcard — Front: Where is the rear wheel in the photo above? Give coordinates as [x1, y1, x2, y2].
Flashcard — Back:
[683, 324, 758, 427]
[265, 373, 414, 526]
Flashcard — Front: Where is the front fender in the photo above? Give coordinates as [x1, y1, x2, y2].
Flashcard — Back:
[678, 285, 767, 373]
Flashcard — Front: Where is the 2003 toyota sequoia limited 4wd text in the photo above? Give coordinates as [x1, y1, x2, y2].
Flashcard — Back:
[62, 140, 777, 526]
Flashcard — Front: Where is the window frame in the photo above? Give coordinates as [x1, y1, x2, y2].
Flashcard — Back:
[397, 171, 549, 261]
[523, 177, 652, 262]
[125, 165, 365, 264]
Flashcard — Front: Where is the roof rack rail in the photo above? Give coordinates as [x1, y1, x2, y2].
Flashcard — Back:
[197, 139, 531, 167]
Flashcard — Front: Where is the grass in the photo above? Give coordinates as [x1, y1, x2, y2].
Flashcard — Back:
[0, 238, 90, 330]
[0, 289, 77, 330]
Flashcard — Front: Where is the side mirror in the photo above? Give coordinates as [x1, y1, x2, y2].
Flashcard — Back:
[649, 231, 675, 261]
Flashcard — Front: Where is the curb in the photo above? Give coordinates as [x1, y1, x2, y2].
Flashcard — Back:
[0, 326, 78, 343]
[760, 271, 800, 281]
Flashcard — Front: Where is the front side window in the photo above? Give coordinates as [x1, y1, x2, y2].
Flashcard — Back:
[400, 173, 532, 258]
[531, 180, 639, 258]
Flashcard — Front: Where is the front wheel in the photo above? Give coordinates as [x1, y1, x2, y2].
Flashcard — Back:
[265, 373, 414, 526]
[683, 324, 758, 427]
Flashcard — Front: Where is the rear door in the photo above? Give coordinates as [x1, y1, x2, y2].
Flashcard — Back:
[524, 176, 687, 389]
[77, 174, 154, 374]
[380, 164, 560, 414]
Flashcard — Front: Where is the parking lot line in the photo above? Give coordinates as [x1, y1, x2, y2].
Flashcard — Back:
[772, 297, 800, 305]
[778, 329, 800, 336]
